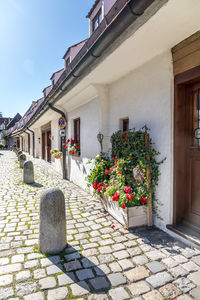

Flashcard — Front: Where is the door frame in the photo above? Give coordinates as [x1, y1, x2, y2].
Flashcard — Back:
[174, 65, 200, 224]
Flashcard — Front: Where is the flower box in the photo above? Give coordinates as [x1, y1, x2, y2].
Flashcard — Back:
[53, 154, 62, 159]
[100, 195, 147, 228]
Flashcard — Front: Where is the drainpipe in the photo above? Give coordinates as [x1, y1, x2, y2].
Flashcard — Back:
[47, 103, 67, 180]
[27, 128, 35, 158]
[24, 131, 30, 154]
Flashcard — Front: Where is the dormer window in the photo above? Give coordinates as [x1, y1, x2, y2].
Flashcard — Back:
[92, 8, 102, 32]
[52, 79, 55, 86]
[65, 56, 71, 68]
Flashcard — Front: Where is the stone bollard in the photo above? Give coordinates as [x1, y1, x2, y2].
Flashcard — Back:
[39, 188, 67, 254]
[18, 151, 22, 160]
[19, 154, 26, 168]
[23, 161, 34, 184]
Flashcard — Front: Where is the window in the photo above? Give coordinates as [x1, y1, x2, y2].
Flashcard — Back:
[65, 56, 71, 68]
[121, 118, 129, 132]
[92, 8, 102, 32]
[74, 118, 80, 142]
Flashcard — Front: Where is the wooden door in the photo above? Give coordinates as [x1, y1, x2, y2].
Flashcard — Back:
[28, 133, 30, 154]
[185, 83, 200, 229]
[46, 130, 51, 162]
[42, 133, 45, 159]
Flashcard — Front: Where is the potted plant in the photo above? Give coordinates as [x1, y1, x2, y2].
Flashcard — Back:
[50, 148, 62, 159]
[65, 139, 80, 156]
[87, 127, 164, 228]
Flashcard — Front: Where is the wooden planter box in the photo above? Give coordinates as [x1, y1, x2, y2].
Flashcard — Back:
[100, 195, 147, 228]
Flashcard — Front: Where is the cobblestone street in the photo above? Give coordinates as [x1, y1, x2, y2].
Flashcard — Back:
[0, 150, 200, 299]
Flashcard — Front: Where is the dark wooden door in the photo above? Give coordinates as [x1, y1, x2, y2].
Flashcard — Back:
[46, 130, 51, 162]
[42, 133, 45, 159]
[185, 83, 200, 229]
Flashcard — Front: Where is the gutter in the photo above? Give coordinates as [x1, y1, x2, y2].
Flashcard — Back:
[27, 128, 35, 158]
[23, 0, 157, 129]
[48, 103, 67, 180]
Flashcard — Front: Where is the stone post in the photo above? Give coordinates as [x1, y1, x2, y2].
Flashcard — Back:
[39, 188, 67, 254]
[17, 151, 22, 161]
[19, 154, 26, 168]
[23, 161, 34, 184]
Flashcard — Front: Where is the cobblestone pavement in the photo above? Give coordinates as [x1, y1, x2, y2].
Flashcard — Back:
[0, 150, 200, 300]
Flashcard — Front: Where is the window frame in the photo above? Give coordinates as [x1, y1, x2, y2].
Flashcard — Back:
[73, 118, 80, 156]
[92, 8, 102, 32]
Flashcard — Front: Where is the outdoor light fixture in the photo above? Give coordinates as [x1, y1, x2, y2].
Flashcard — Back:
[97, 132, 104, 155]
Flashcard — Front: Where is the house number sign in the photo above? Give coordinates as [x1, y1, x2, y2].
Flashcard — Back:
[58, 117, 66, 129]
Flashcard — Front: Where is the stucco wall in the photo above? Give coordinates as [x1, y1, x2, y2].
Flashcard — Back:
[108, 51, 173, 230]
[67, 98, 100, 188]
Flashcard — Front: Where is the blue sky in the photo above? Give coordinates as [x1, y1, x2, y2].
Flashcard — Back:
[0, 0, 94, 117]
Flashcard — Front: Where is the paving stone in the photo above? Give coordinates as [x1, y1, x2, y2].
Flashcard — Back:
[113, 250, 130, 260]
[82, 256, 99, 268]
[70, 281, 90, 296]
[24, 259, 39, 269]
[125, 266, 149, 282]
[24, 292, 45, 300]
[94, 264, 110, 275]
[47, 287, 68, 300]
[127, 247, 142, 256]
[187, 270, 200, 285]
[46, 264, 63, 275]
[98, 254, 114, 264]
[146, 271, 173, 288]
[182, 261, 200, 272]
[88, 295, 109, 300]
[99, 246, 112, 254]
[11, 254, 24, 263]
[0, 287, 14, 299]
[108, 272, 126, 286]
[64, 260, 82, 271]
[132, 255, 148, 265]
[0, 258, 9, 266]
[161, 257, 178, 268]
[109, 262, 122, 272]
[173, 254, 188, 263]
[89, 277, 110, 291]
[127, 280, 150, 296]
[146, 261, 166, 273]
[159, 283, 182, 298]
[171, 265, 189, 278]
[64, 252, 81, 261]
[145, 250, 166, 260]
[16, 282, 37, 296]
[0, 274, 13, 286]
[58, 272, 76, 285]
[177, 296, 192, 300]
[16, 270, 31, 281]
[189, 286, 200, 299]
[173, 277, 195, 293]
[118, 258, 134, 270]
[39, 277, 57, 290]
[76, 268, 94, 280]
[192, 255, 200, 266]
[143, 290, 163, 300]
[40, 256, 60, 267]
[34, 268, 46, 279]
[109, 287, 130, 300]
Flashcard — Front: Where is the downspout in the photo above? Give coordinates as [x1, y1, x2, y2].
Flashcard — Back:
[27, 128, 35, 158]
[47, 103, 67, 180]
[24, 131, 30, 154]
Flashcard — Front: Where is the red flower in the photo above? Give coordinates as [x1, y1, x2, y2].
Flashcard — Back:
[118, 171, 122, 175]
[124, 186, 131, 193]
[66, 139, 70, 144]
[122, 133, 126, 138]
[93, 181, 98, 189]
[111, 225, 115, 228]
[114, 164, 118, 168]
[99, 183, 103, 187]
[104, 184, 109, 190]
[116, 159, 118, 162]
[141, 197, 147, 205]
[97, 186, 102, 192]
[110, 168, 113, 172]
[105, 169, 109, 175]
[76, 145, 80, 149]
[71, 150, 75, 155]
[129, 193, 134, 200]
[112, 157, 115, 160]
[112, 192, 120, 201]
[121, 203, 126, 209]
[64, 146, 68, 149]
[113, 182, 116, 185]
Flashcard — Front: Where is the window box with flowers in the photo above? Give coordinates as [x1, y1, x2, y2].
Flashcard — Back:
[87, 127, 165, 228]
[65, 139, 80, 157]
[50, 148, 62, 159]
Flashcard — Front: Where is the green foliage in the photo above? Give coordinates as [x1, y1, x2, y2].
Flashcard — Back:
[0, 143, 4, 149]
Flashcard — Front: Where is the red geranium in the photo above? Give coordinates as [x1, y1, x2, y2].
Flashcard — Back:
[112, 192, 120, 201]
[112, 157, 115, 160]
[93, 181, 98, 189]
[114, 164, 118, 168]
[104, 184, 109, 190]
[76, 145, 80, 149]
[141, 197, 147, 205]
[122, 133, 126, 138]
[105, 169, 109, 175]
[110, 168, 113, 172]
[121, 203, 126, 209]
[64, 146, 68, 149]
[118, 171, 122, 175]
[97, 186, 102, 192]
[71, 150, 75, 155]
[126, 193, 134, 201]
[124, 186, 131, 193]
[66, 139, 70, 144]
